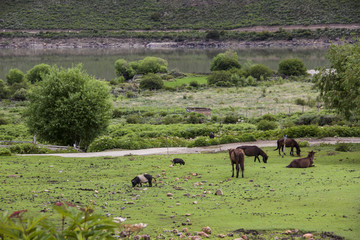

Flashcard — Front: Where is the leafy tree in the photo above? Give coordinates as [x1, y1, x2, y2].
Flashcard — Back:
[6, 68, 25, 85]
[210, 51, 241, 71]
[248, 64, 273, 80]
[26, 64, 51, 83]
[26, 65, 112, 148]
[278, 58, 307, 76]
[139, 73, 164, 90]
[313, 42, 360, 120]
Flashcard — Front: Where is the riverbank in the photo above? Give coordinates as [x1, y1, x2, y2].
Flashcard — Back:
[0, 36, 356, 49]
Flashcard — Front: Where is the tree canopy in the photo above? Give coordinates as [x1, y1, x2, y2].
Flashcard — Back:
[314, 42, 360, 120]
[26, 65, 112, 148]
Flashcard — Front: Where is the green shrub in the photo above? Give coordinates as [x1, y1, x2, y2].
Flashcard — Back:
[139, 73, 164, 90]
[260, 114, 277, 122]
[285, 125, 320, 137]
[12, 88, 27, 101]
[248, 64, 273, 80]
[210, 51, 241, 71]
[189, 80, 199, 88]
[26, 64, 51, 83]
[0, 79, 10, 99]
[88, 136, 116, 152]
[335, 143, 353, 152]
[137, 57, 168, 74]
[223, 115, 239, 124]
[238, 133, 257, 142]
[299, 141, 310, 147]
[295, 113, 319, 125]
[206, 30, 221, 40]
[278, 58, 307, 76]
[207, 70, 232, 86]
[9, 143, 48, 154]
[126, 114, 142, 124]
[6, 68, 25, 85]
[257, 120, 277, 131]
[0, 148, 11, 156]
[114, 59, 135, 80]
[192, 137, 210, 147]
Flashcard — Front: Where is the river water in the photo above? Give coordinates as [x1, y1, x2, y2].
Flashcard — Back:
[0, 47, 329, 81]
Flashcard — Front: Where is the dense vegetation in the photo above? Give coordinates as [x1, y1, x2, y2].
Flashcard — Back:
[1, 46, 360, 153]
[0, 0, 359, 30]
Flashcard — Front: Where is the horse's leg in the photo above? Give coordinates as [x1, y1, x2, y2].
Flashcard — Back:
[256, 155, 260, 163]
[290, 146, 294, 156]
[236, 163, 239, 178]
[240, 159, 244, 178]
[231, 162, 234, 177]
[254, 156, 257, 162]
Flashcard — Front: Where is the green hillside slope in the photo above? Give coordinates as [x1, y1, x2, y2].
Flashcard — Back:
[0, 0, 359, 30]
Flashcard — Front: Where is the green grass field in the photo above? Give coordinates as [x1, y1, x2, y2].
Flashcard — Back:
[164, 76, 208, 88]
[1, 145, 359, 239]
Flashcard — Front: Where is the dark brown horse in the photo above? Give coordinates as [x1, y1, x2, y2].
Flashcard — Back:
[236, 145, 268, 163]
[287, 151, 315, 168]
[274, 138, 301, 156]
[228, 148, 245, 178]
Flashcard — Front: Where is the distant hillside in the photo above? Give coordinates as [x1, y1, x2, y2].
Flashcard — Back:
[0, 0, 359, 30]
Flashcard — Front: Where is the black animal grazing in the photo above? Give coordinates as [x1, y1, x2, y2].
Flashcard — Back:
[172, 158, 185, 165]
[228, 148, 245, 178]
[274, 137, 301, 156]
[236, 145, 268, 163]
[131, 174, 154, 187]
[287, 151, 316, 168]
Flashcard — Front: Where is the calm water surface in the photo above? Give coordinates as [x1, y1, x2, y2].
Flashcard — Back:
[0, 47, 329, 81]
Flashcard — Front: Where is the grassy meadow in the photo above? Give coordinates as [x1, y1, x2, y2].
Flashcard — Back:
[1, 145, 359, 239]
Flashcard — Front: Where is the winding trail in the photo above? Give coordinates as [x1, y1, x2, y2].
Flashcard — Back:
[25, 137, 360, 158]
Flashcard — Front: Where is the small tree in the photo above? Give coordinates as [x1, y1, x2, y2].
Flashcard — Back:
[139, 73, 164, 90]
[26, 65, 112, 148]
[210, 51, 241, 71]
[26, 64, 51, 84]
[313, 42, 360, 120]
[278, 58, 307, 76]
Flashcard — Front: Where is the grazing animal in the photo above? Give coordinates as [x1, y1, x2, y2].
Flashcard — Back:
[131, 174, 154, 187]
[287, 151, 316, 168]
[209, 132, 215, 139]
[236, 145, 268, 163]
[274, 137, 301, 156]
[228, 148, 245, 178]
[172, 158, 185, 165]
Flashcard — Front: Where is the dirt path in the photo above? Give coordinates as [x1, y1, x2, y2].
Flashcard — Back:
[25, 137, 360, 158]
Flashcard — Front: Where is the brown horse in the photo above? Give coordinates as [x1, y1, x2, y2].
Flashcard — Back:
[237, 145, 268, 163]
[228, 148, 245, 178]
[274, 138, 301, 156]
[287, 151, 316, 168]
